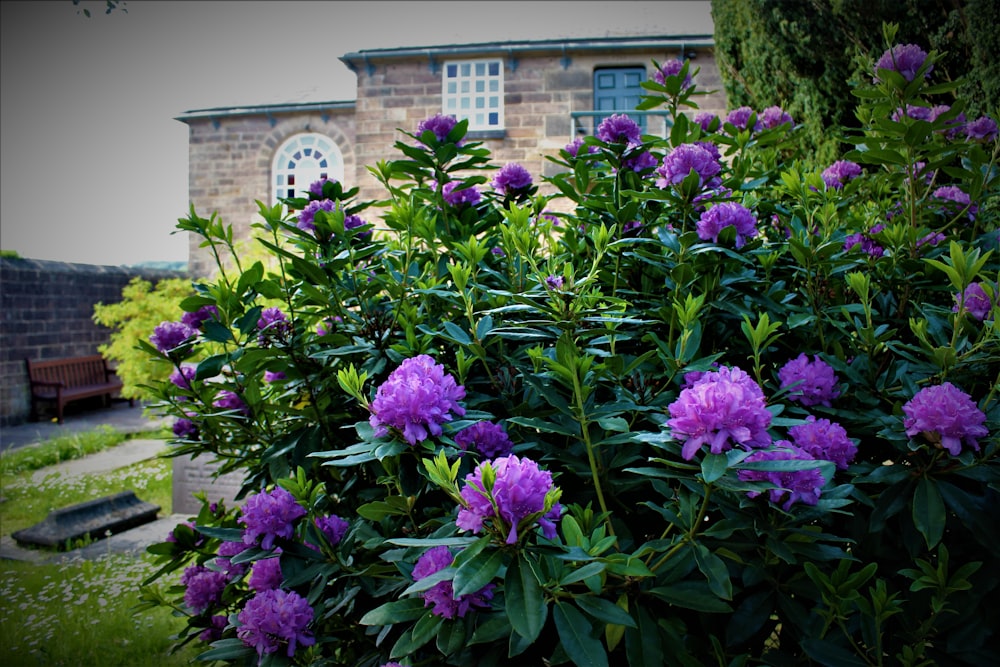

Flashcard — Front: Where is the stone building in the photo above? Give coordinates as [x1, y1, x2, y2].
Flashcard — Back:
[177, 34, 727, 276]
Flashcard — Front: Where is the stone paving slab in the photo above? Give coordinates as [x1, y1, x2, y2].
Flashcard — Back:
[30, 439, 170, 484]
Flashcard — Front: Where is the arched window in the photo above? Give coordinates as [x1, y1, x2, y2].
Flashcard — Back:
[272, 133, 344, 201]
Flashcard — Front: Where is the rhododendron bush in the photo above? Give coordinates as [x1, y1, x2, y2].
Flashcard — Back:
[138, 27, 998, 666]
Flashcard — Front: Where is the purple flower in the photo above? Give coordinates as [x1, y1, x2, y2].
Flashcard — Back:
[892, 104, 934, 123]
[150, 321, 197, 354]
[216, 540, 251, 579]
[696, 202, 758, 248]
[257, 307, 291, 345]
[314, 515, 350, 547]
[239, 487, 306, 550]
[491, 163, 533, 196]
[237, 588, 315, 658]
[656, 143, 722, 189]
[417, 113, 459, 142]
[917, 231, 946, 248]
[964, 115, 998, 141]
[932, 185, 977, 221]
[622, 149, 658, 173]
[297, 198, 337, 234]
[181, 305, 218, 330]
[777, 354, 841, 407]
[822, 160, 863, 189]
[544, 274, 565, 290]
[173, 417, 198, 439]
[953, 282, 993, 321]
[726, 106, 760, 132]
[666, 366, 772, 460]
[316, 316, 342, 337]
[248, 554, 284, 592]
[199, 615, 228, 643]
[180, 564, 229, 614]
[788, 416, 857, 470]
[738, 445, 825, 510]
[597, 113, 642, 145]
[308, 177, 336, 197]
[653, 59, 692, 89]
[759, 106, 794, 129]
[343, 213, 368, 234]
[456, 454, 563, 545]
[213, 390, 249, 415]
[875, 43, 931, 82]
[264, 370, 286, 383]
[170, 365, 196, 391]
[903, 383, 988, 455]
[693, 112, 718, 132]
[369, 355, 466, 445]
[843, 227, 885, 257]
[442, 180, 482, 207]
[565, 137, 597, 157]
[454, 421, 514, 459]
[412, 546, 495, 619]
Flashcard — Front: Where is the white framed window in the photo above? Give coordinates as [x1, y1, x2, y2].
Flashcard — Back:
[442, 58, 504, 131]
[272, 133, 344, 201]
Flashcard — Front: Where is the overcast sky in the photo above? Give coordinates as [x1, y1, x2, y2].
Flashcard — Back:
[0, 1, 714, 267]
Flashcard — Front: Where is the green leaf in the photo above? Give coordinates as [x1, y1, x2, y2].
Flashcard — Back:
[196, 638, 256, 661]
[560, 561, 606, 586]
[505, 555, 547, 643]
[358, 597, 428, 625]
[553, 602, 609, 667]
[453, 547, 504, 597]
[649, 582, 734, 613]
[912, 477, 946, 550]
[625, 605, 663, 667]
[800, 638, 869, 666]
[574, 595, 637, 629]
[436, 618, 467, 656]
[701, 453, 728, 483]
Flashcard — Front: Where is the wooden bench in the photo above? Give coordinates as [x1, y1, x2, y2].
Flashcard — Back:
[26, 355, 132, 424]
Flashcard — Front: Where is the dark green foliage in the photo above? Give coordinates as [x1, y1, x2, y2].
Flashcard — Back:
[711, 0, 999, 164]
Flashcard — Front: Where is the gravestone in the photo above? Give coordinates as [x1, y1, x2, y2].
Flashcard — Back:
[172, 455, 246, 515]
[12, 490, 160, 550]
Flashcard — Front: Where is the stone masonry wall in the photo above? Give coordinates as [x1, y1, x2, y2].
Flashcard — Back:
[185, 108, 356, 276]
[352, 47, 728, 204]
[0, 257, 185, 426]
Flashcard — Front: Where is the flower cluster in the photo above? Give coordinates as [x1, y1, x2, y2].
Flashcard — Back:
[726, 106, 761, 133]
[666, 366, 772, 460]
[822, 160, 863, 189]
[597, 113, 643, 145]
[902, 383, 988, 455]
[213, 390, 249, 415]
[237, 588, 315, 657]
[180, 564, 229, 614]
[314, 514, 350, 547]
[417, 113, 458, 142]
[150, 320, 197, 355]
[953, 282, 993, 321]
[788, 416, 857, 470]
[369, 355, 466, 445]
[239, 487, 307, 550]
[777, 354, 841, 407]
[456, 454, 562, 544]
[759, 105, 794, 129]
[653, 59, 692, 89]
[454, 421, 514, 459]
[169, 365, 196, 392]
[257, 307, 291, 345]
[874, 43, 931, 81]
[656, 142, 722, 190]
[181, 305, 218, 330]
[738, 446, 825, 510]
[564, 136, 597, 158]
[442, 180, 482, 208]
[248, 554, 284, 592]
[932, 185, 977, 221]
[844, 223, 885, 257]
[298, 198, 337, 234]
[696, 202, 758, 248]
[491, 162, 533, 197]
[411, 545, 495, 619]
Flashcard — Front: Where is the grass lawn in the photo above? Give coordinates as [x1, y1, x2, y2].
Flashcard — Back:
[0, 429, 205, 666]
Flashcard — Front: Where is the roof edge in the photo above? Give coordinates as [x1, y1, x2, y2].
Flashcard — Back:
[340, 33, 714, 70]
[175, 100, 356, 124]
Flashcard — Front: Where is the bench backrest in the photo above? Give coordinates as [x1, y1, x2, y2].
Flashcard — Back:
[27, 355, 112, 388]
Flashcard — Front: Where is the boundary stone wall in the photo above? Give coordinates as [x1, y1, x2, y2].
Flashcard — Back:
[0, 257, 186, 426]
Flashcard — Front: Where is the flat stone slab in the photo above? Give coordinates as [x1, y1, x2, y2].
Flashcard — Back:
[11, 490, 160, 550]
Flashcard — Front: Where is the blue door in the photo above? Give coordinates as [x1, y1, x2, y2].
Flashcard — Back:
[593, 67, 646, 134]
